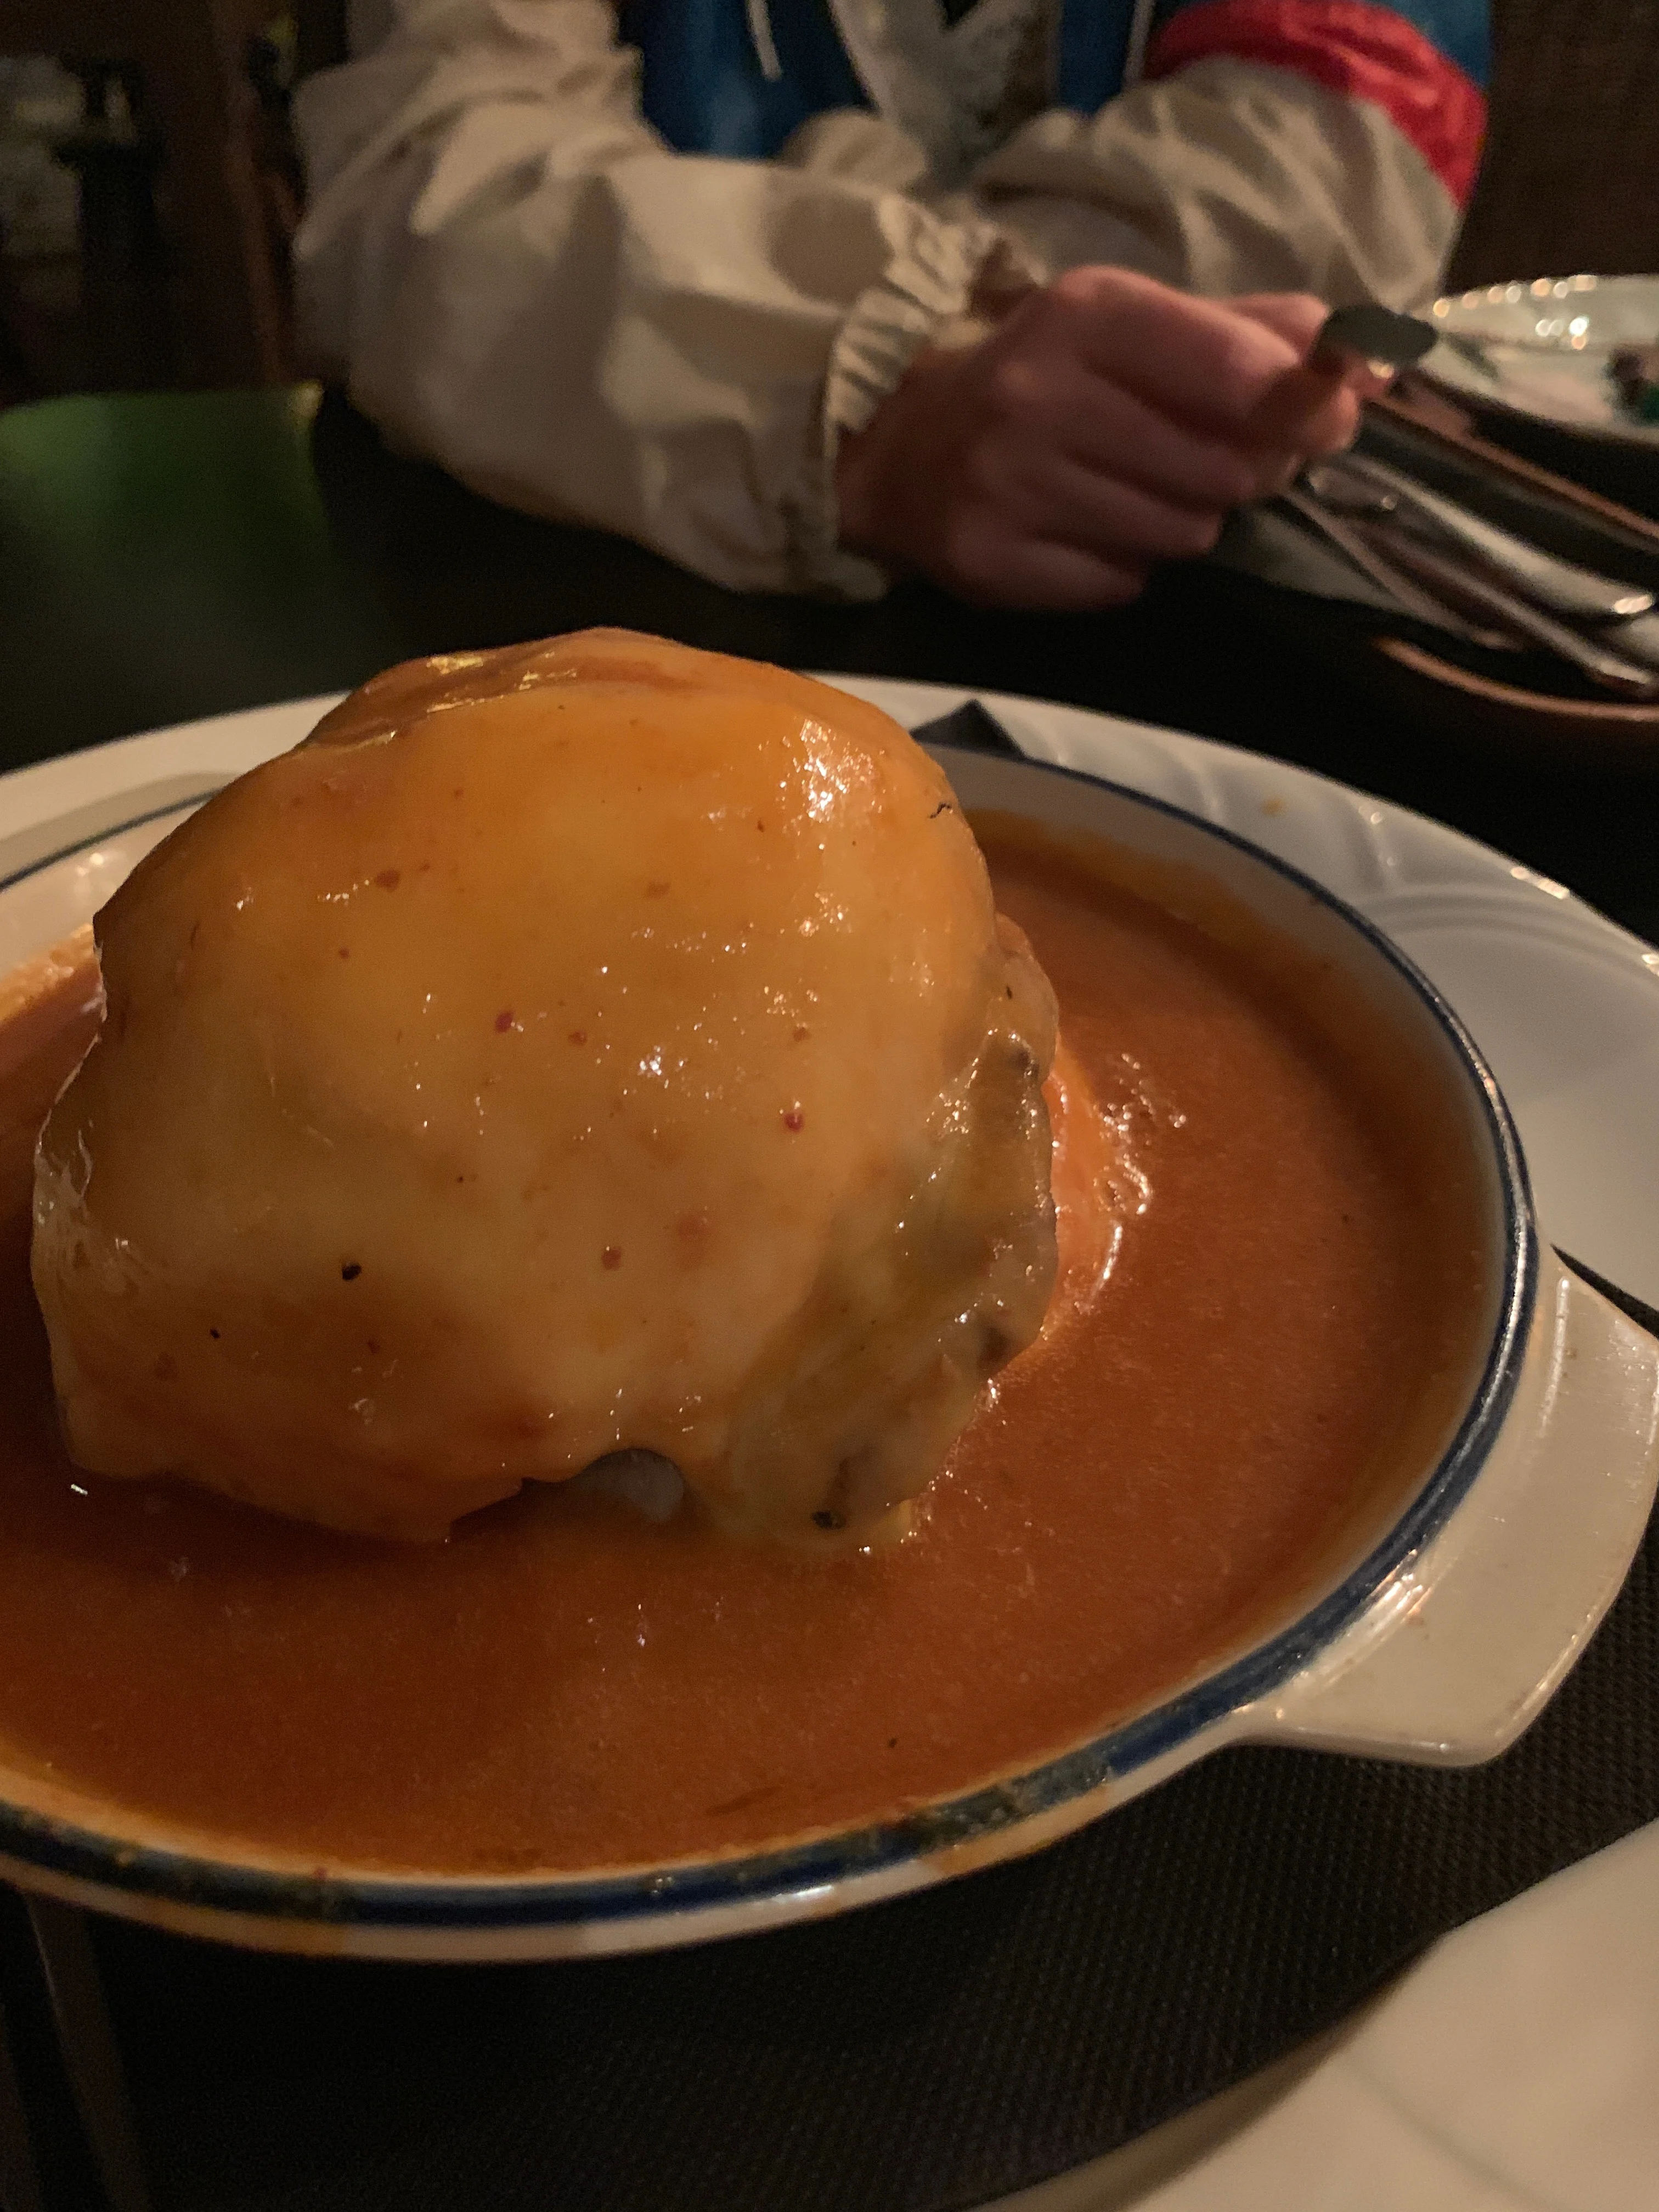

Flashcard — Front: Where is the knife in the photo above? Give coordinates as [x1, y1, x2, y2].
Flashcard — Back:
[1352, 529, 1659, 696]
[1325, 454, 1656, 624]
[1582, 610, 1659, 673]
[1276, 486, 1522, 647]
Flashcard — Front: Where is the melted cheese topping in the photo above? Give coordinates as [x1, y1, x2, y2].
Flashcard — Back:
[31, 634, 1071, 1543]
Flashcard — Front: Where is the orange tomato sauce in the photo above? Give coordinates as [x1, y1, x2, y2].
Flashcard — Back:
[0, 826, 1485, 1874]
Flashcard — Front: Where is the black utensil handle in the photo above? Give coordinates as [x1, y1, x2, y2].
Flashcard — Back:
[1314, 304, 1439, 370]
[909, 700, 1025, 757]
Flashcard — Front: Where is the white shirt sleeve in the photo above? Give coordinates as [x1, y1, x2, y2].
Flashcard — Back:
[292, 0, 1019, 596]
[969, 54, 1460, 311]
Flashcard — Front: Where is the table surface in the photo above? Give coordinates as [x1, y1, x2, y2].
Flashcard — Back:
[2, 383, 1657, 945]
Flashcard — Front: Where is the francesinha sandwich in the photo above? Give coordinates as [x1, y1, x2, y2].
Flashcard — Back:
[31, 632, 1070, 1544]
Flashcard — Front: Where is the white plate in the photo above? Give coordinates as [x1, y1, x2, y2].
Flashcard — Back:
[1420, 273, 1659, 445]
[3, 687, 1657, 2204]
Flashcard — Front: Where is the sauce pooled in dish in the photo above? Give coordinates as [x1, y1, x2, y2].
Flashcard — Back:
[0, 798, 1485, 1873]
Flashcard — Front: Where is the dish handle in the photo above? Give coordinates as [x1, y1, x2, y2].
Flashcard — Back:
[1246, 1251, 1659, 1764]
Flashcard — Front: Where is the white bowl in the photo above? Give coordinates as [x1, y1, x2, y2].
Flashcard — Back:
[0, 736, 1655, 1960]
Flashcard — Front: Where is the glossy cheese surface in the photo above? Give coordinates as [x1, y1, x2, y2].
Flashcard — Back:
[31, 634, 1060, 1543]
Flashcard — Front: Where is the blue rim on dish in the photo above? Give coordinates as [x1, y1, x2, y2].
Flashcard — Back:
[0, 745, 1538, 1938]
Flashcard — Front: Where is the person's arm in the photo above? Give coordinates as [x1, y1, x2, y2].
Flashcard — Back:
[970, 2, 1490, 309]
[292, 0, 1023, 596]
[832, 2, 1482, 606]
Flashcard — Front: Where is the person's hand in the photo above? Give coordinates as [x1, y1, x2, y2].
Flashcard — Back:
[834, 267, 1385, 610]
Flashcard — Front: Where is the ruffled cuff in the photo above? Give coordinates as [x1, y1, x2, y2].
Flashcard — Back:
[788, 203, 1032, 600]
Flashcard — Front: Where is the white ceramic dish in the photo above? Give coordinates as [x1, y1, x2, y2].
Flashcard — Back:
[1421, 273, 1659, 444]
[0, 686, 1655, 1962]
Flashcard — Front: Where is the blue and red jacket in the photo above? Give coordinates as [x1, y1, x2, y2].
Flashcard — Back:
[619, 0, 1488, 205]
